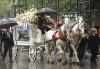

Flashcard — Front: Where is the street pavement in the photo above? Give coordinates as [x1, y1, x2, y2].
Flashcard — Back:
[0, 46, 100, 69]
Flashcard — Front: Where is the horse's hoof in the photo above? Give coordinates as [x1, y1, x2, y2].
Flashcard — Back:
[58, 58, 62, 62]
[72, 62, 80, 65]
[47, 60, 54, 64]
[76, 62, 80, 65]
[47, 60, 50, 63]
[50, 61, 54, 64]
[69, 62, 73, 65]
[40, 57, 44, 61]
[61, 61, 67, 65]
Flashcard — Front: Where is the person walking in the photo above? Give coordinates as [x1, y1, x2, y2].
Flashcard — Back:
[36, 15, 46, 34]
[88, 28, 99, 64]
[2, 28, 14, 62]
[77, 29, 88, 62]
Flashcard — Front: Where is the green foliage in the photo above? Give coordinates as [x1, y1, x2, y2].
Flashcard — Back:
[0, 0, 12, 16]
[0, 0, 83, 17]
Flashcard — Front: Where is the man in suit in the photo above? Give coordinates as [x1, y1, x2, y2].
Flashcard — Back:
[88, 28, 99, 64]
[2, 28, 14, 62]
[36, 15, 47, 34]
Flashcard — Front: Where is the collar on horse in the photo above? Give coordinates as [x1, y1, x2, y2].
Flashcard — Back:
[52, 30, 65, 41]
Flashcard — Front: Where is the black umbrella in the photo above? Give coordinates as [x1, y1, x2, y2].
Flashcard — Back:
[35, 7, 57, 16]
[0, 19, 17, 29]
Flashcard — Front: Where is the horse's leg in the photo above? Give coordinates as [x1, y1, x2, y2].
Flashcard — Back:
[61, 50, 67, 65]
[44, 42, 54, 64]
[57, 45, 67, 65]
[56, 45, 63, 62]
[70, 43, 80, 63]
[56, 39, 66, 64]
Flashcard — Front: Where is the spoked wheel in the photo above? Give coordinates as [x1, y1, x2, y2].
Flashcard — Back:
[29, 42, 44, 62]
[29, 45, 37, 62]
[36, 46, 43, 60]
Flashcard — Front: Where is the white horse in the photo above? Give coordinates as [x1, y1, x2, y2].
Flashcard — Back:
[30, 23, 68, 64]
[44, 16, 84, 64]
[67, 29, 81, 63]
[30, 18, 83, 64]
[44, 26, 68, 64]
[64, 16, 85, 63]
[32, 23, 80, 64]
[59, 24, 81, 64]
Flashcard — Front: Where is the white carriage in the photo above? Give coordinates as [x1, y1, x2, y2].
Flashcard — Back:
[13, 23, 44, 62]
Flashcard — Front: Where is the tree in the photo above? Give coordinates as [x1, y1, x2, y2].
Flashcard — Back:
[0, 0, 83, 17]
[0, 0, 13, 17]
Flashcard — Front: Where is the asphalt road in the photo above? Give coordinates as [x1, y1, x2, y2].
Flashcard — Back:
[0, 46, 100, 69]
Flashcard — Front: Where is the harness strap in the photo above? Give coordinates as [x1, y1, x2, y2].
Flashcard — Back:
[52, 30, 66, 41]
[59, 30, 65, 41]
[59, 34, 65, 41]
[52, 30, 58, 39]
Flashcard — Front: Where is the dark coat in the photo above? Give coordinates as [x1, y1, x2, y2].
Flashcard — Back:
[2, 32, 14, 47]
[88, 34, 98, 49]
[0, 30, 2, 45]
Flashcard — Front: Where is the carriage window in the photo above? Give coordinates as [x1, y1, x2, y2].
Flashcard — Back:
[16, 26, 29, 41]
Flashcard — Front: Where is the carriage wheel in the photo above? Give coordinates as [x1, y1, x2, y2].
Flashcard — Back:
[35, 47, 43, 60]
[29, 46, 37, 62]
[29, 42, 44, 61]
